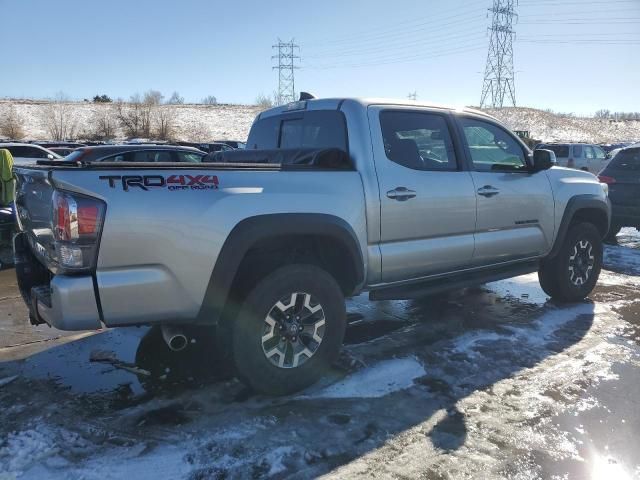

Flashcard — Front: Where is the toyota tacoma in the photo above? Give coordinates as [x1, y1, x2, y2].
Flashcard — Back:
[13, 98, 611, 395]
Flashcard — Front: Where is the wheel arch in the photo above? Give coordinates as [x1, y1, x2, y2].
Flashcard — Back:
[196, 213, 365, 324]
[548, 194, 611, 259]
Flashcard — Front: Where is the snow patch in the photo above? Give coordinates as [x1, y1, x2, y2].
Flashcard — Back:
[308, 357, 425, 399]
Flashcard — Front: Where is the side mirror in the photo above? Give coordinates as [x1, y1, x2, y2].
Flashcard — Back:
[531, 149, 555, 172]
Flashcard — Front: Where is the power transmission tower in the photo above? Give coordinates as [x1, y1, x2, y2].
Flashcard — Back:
[480, 0, 517, 108]
[272, 39, 300, 105]
[407, 91, 417, 101]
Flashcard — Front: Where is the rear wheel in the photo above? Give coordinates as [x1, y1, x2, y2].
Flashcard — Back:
[538, 222, 603, 302]
[230, 264, 346, 395]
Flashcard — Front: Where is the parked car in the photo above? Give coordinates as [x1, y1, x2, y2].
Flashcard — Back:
[535, 143, 609, 173]
[598, 145, 640, 240]
[34, 141, 86, 149]
[174, 142, 234, 154]
[48, 147, 78, 157]
[13, 97, 610, 395]
[215, 140, 246, 149]
[0, 143, 62, 165]
[63, 144, 207, 163]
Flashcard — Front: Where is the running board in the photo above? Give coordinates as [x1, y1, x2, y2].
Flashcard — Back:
[369, 261, 539, 301]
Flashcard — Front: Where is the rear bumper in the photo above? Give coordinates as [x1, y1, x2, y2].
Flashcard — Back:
[14, 232, 102, 331]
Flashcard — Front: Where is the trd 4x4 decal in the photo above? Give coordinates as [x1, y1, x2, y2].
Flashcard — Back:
[99, 174, 219, 191]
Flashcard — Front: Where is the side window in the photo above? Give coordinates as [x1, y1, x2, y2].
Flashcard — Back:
[584, 146, 595, 159]
[30, 148, 49, 158]
[460, 117, 527, 172]
[130, 151, 171, 162]
[379, 111, 457, 171]
[176, 152, 203, 163]
[593, 146, 606, 159]
[573, 145, 583, 158]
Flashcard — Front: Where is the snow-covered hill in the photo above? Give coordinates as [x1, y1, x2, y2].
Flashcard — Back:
[2, 99, 639, 144]
[485, 107, 640, 144]
[0, 100, 261, 142]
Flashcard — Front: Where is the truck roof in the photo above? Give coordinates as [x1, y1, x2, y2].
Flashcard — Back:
[259, 97, 494, 120]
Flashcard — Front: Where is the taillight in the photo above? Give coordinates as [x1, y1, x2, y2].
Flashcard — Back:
[598, 175, 616, 184]
[51, 191, 105, 272]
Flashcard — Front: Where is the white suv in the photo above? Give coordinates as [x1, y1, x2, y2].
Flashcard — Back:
[536, 143, 609, 173]
[0, 143, 62, 165]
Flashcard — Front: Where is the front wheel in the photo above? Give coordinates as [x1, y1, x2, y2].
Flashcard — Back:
[538, 222, 603, 302]
[231, 264, 346, 395]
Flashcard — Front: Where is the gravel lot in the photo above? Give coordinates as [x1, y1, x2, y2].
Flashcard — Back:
[1, 229, 639, 479]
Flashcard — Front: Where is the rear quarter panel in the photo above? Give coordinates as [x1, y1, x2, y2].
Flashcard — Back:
[51, 168, 367, 326]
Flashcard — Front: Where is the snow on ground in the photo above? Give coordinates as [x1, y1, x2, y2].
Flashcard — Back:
[307, 357, 426, 399]
[604, 228, 640, 276]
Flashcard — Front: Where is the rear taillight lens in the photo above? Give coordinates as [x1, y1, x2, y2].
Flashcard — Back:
[598, 175, 616, 184]
[52, 191, 105, 272]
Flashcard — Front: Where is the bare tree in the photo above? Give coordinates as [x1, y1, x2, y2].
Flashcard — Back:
[115, 93, 154, 138]
[167, 91, 184, 105]
[90, 105, 118, 140]
[0, 104, 25, 139]
[41, 92, 78, 140]
[201, 95, 217, 105]
[143, 90, 164, 105]
[595, 109, 611, 119]
[153, 107, 174, 140]
[255, 93, 274, 110]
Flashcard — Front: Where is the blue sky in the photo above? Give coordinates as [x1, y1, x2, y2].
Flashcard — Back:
[1, 0, 638, 115]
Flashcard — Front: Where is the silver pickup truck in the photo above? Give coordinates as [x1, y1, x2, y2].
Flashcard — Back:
[13, 98, 611, 395]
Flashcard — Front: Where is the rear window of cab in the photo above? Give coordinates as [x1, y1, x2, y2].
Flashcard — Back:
[246, 110, 348, 151]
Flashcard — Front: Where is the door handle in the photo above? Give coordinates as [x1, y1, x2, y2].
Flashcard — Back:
[477, 185, 500, 198]
[386, 187, 416, 201]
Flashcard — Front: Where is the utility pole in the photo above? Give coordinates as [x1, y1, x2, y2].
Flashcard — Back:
[272, 39, 300, 105]
[480, 0, 517, 108]
[407, 91, 418, 101]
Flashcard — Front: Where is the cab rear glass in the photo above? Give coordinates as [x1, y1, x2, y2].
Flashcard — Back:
[609, 148, 640, 171]
[246, 111, 347, 151]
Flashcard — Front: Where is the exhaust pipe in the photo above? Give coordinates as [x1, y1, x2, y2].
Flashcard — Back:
[161, 325, 188, 352]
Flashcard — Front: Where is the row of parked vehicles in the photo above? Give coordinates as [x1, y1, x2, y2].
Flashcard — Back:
[531, 142, 640, 240]
[0, 139, 246, 166]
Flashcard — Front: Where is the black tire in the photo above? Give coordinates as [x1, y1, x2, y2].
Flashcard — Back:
[538, 222, 603, 302]
[230, 264, 346, 395]
[604, 223, 621, 243]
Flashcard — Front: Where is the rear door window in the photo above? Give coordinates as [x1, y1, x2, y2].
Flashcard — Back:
[379, 110, 458, 171]
[573, 145, 583, 158]
[540, 145, 569, 158]
[585, 146, 595, 159]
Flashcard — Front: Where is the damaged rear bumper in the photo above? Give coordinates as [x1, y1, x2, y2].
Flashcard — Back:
[14, 232, 102, 331]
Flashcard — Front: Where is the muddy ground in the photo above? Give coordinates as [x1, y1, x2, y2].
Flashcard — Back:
[1, 230, 639, 479]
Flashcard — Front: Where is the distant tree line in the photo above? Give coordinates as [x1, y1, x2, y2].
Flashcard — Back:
[595, 109, 640, 121]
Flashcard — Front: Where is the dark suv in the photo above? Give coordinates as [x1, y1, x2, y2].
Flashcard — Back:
[598, 145, 640, 240]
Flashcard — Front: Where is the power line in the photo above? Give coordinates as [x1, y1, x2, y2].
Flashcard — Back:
[272, 39, 300, 106]
[480, 0, 517, 108]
